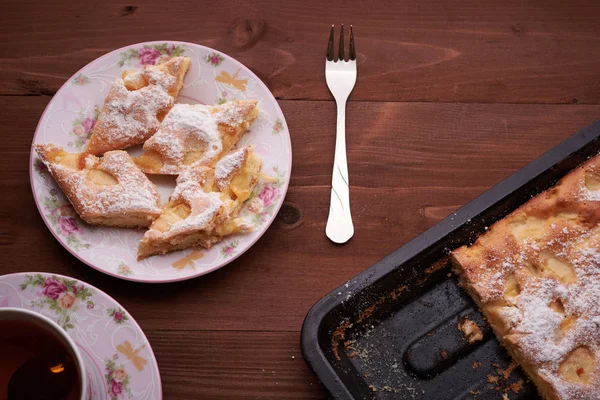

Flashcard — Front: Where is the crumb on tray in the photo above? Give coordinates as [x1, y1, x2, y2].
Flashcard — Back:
[458, 316, 483, 343]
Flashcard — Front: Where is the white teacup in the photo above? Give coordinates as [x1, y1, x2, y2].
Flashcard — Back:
[0, 307, 87, 400]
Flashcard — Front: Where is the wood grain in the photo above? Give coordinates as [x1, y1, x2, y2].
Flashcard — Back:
[1, 0, 600, 103]
[3, 96, 599, 332]
[146, 330, 324, 399]
[3, 3, 600, 396]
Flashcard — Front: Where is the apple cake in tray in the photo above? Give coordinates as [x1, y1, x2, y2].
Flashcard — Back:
[451, 154, 600, 400]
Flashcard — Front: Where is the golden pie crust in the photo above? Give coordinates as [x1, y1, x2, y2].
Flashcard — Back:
[451, 154, 600, 400]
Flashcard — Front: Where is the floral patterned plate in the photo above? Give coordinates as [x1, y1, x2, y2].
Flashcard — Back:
[30, 41, 292, 283]
[0, 272, 161, 399]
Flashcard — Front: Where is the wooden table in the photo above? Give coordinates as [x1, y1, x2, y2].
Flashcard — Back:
[2, 1, 600, 398]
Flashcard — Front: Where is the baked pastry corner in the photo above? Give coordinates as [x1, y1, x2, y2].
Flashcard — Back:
[35, 143, 162, 228]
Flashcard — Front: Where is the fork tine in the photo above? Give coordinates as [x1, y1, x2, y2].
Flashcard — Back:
[327, 25, 335, 61]
[338, 24, 345, 61]
[349, 25, 356, 61]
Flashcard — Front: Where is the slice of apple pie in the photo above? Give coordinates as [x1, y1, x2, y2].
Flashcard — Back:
[451, 154, 600, 400]
[134, 100, 259, 174]
[35, 143, 162, 228]
[86, 56, 191, 155]
[137, 146, 263, 259]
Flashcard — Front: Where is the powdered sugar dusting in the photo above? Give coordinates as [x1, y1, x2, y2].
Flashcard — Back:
[215, 147, 247, 190]
[90, 79, 173, 151]
[143, 67, 176, 91]
[453, 154, 600, 399]
[41, 148, 161, 218]
[579, 184, 600, 201]
[215, 101, 253, 126]
[143, 104, 222, 172]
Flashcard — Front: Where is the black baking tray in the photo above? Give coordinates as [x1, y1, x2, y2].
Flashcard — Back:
[301, 119, 600, 399]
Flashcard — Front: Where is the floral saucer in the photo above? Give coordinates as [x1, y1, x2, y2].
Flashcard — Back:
[0, 273, 161, 400]
[29, 41, 292, 283]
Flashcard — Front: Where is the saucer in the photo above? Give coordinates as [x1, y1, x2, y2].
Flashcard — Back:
[0, 272, 161, 399]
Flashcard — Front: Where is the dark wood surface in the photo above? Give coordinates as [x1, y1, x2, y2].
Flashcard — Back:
[2, 1, 600, 398]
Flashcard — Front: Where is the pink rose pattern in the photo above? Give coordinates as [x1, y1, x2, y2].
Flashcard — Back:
[117, 263, 133, 277]
[82, 117, 95, 133]
[68, 106, 100, 150]
[258, 185, 279, 207]
[118, 43, 185, 67]
[105, 359, 131, 400]
[72, 74, 89, 86]
[138, 47, 161, 65]
[42, 194, 89, 250]
[113, 368, 127, 382]
[204, 52, 224, 66]
[42, 277, 67, 300]
[72, 124, 86, 138]
[110, 380, 123, 397]
[20, 274, 93, 330]
[272, 118, 284, 134]
[221, 240, 239, 258]
[57, 215, 79, 236]
[34, 159, 48, 174]
[244, 167, 286, 229]
[107, 308, 129, 324]
[57, 292, 76, 309]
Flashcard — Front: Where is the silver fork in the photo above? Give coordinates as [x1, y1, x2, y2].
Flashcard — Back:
[325, 24, 357, 244]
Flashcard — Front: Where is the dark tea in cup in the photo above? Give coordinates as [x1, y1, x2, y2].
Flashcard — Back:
[0, 309, 84, 400]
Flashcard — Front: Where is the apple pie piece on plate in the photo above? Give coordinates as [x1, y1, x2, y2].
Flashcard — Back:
[34, 143, 162, 228]
[122, 56, 191, 97]
[134, 100, 259, 174]
[451, 154, 600, 400]
[86, 56, 191, 155]
[137, 146, 263, 259]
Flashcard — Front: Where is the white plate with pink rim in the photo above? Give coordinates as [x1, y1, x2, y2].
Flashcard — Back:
[0, 272, 161, 399]
[29, 41, 292, 283]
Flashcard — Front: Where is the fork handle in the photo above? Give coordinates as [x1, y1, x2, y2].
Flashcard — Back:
[326, 99, 354, 243]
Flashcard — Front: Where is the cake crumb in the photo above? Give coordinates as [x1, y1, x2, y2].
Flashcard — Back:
[472, 361, 482, 369]
[458, 316, 483, 343]
[369, 384, 377, 392]
[509, 380, 524, 394]
[498, 361, 518, 380]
